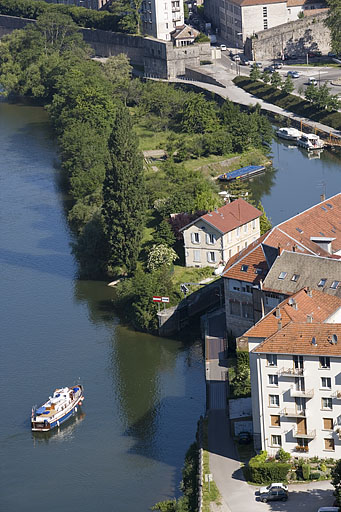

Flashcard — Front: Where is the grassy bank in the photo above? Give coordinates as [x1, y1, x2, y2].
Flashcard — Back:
[233, 76, 341, 130]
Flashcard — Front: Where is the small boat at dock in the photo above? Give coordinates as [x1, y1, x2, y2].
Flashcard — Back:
[276, 127, 303, 141]
[297, 133, 324, 150]
[31, 385, 84, 432]
[218, 165, 265, 182]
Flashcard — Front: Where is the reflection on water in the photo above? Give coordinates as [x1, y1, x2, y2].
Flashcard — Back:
[32, 411, 86, 445]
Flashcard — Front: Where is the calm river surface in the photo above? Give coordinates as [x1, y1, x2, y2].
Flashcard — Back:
[1, 103, 341, 512]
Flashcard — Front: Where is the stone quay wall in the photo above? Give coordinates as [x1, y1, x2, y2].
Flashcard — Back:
[245, 12, 331, 61]
[0, 14, 211, 79]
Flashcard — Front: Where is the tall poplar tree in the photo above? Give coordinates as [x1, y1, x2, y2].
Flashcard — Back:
[102, 106, 146, 274]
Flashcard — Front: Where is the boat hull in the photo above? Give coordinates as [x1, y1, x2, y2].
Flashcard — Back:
[31, 385, 84, 432]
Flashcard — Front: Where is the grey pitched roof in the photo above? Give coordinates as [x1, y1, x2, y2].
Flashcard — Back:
[262, 251, 341, 297]
[262, 244, 279, 269]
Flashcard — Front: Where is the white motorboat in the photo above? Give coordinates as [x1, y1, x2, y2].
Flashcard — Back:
[276, 127, 303, 141]
[297, 133, 324, 150]
[31, 385, 84, 431]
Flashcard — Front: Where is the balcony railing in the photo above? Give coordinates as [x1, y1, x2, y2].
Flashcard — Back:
[293, 428, 316, 439]
[290, 387, 314, 399]
[278, 367, 304, 377]
[294, 445, 309, 453]
[280, 408, 307, 418]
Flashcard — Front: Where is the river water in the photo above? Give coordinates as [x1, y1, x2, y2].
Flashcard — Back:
[1, 103, 341, 512]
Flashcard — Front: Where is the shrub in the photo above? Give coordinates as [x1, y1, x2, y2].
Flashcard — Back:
[248, 462, 291, 484]
[277, 447, 291, 463]
[310, 471, 321, 480]
[302, 464, 311, 480]
[249, 451, 268, 465]
[320, 463, 327, 473]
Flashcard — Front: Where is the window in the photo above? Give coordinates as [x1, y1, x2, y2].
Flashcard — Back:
[255, 268, 263, 275]
[331, 281, 340, 289]
[207, 251, 216, 263]
[320, 356, 330, 369]
[241, 265, 248, 272]
[229, 249, 232, 258]
[291, 274, 300, 282]
[242, 302, 253, 319]
[278, 272, 287, 280]
[193, 250, 201, 262]
[318, 278, 327, 287]
[244, 241, 248, 248]
[324, 438, 335, 451]
[323, 418, 333, 430]
[268, 374, 278, 386]
[229, 299, 240, 316]
[263, 6, 267, 16]
[269, 394, 279, 407]
[263, 19, 268, 29]
[294, 355, 304, 369]
[270, 415, 280, 427]
[321, 377, 332, 389]
[228, 231, 232, 242]
[236, 227, 240, 238]
[322, 397, 332, 410]
[244, 224, 248, 233]
[271, 434, 281, 447]
[252, 220, 256, 229]
[207, 233, 216, 245]
[192, 232, 200, 244]
[267, 354, 277, 367]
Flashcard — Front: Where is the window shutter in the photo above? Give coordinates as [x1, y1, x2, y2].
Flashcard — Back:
[191, 233, 194, 243]
[207, 252, 210, 262]
[206, 234, 209, 245]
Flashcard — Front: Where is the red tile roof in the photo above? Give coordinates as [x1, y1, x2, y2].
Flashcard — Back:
[222, 193, 341, 283]
[245, 288, 341, 338]
[181, 198, 262, 234]
[253, 323, 341, 356]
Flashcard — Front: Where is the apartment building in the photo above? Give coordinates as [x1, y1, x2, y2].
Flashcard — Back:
[180, 198, 261, 268]
[223, 193, 341, 336]
[204, 0, 326, 47]
[243, 289, 341, 457]
[141, 0, 185, 40]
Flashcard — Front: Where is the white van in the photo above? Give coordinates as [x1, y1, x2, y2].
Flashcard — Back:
[308, 77, 318, 85]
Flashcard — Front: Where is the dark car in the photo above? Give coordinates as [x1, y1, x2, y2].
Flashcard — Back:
[273, 62, 283, 69]
[238, 431, 252, 444]
[260, 489, 288, 503]
[264, 66, 275, 73]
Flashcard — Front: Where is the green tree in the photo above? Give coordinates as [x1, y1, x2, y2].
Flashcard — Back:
[325, 0, 341, 55]
[181, 93, 218, 133]
[250, 63, 261, 81]
[305, 82, 318, 103]
[261, 70, 271, 84]
[270, 71, 282, 88]
[147, 244, 178, 271]
[257, 202, 272, 235]
[282, 75, 294, 94]
[102, 106, 147, 274]
[332, 459, 341, 506]
[102, 53, 132, 103]
[154, 219, 176, 247]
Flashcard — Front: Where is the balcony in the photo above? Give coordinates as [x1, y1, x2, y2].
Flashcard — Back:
[290, 387, 314, 399]
[281, 408, 307, 418]
[294, 445, 309, 453]
[293, 428, 316, 439]
[172, 6, 181, 11]
[278, 367, 304, 377]
[332, 390, 341, 399]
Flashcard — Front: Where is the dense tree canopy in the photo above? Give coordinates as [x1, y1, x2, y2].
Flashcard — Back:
[326, 0, 341, 55]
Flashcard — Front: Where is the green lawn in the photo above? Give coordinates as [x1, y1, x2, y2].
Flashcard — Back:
[233, 76, 341, 131]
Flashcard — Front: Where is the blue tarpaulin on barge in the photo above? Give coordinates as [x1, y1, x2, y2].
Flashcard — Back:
[218, 165, 265, 182]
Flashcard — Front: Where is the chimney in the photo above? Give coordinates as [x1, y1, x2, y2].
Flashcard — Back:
[278, 244, 282, 256]
[307, 314, 313, 323]
[278, 319, 282, 330]
[307, 287, 312, 297]
[275, 307, 281, 319]
[321, 193, 326, 202]
[293, 299, 298, 310]
[293, 244, 297, 253]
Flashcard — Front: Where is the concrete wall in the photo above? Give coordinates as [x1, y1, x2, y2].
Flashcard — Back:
[0, 14, 211, 79]
[245, 12, 330, 61]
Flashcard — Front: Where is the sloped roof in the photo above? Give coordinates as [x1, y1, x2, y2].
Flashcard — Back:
[222, 193, 341, 282]
[262, 251, 341, 297]
[245, 287, 341, 338]
[229, 0, 285, 5]
[180, 198, 262, 235]
[171, 24, 199, 40]
[253, 322, 341, 356]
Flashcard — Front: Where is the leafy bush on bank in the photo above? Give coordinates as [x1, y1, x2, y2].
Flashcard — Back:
[0, 0, 136, 32]
[233, 76, 341, 130]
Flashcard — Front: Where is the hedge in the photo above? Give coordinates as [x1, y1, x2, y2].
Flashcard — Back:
[233, 76, 341, 131]
[0, 0, 136, 32]
[302, 463, 311, 480]
[248, 462, 291, 484]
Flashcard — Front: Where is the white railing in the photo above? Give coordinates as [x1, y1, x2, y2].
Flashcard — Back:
[278, 367, 304, 377]
[293, 428, 316, 439]
[290, 387, 314, 399]
[280, 408, 307, 417]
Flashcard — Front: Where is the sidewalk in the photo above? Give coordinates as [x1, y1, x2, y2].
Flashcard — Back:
[171, 61, 341, 137]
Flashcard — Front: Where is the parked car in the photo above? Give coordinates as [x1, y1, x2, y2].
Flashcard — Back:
[220, 44, 227, 51]
[264, 66, 275, 73]
[240, 58, 250, 66]
[255, 62, 262, 68]
[259, 483, 288, 495]
[260, 489, 288, 503]
[287, 70, 300, 78]
[238, 431, 252, 444]
[232, 54, 241, 61]
[308, 50, 322, 58]
[308, 77, 318, 85]
[273, 62, 283, 69]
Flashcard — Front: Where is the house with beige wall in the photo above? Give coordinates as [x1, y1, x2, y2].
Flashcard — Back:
[180, 199, 261, 268]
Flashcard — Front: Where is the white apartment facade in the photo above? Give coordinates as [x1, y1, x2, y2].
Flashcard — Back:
[180, 199, 261, 268]
[204, 0, 325, 47]
[141, 0, 185, 40]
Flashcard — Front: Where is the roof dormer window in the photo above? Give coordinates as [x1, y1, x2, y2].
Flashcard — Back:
[331, 281, 340, 290]
[278, 272, 287, 280]
[318, 278, 327, 287]
[241, 264, 248, 272]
